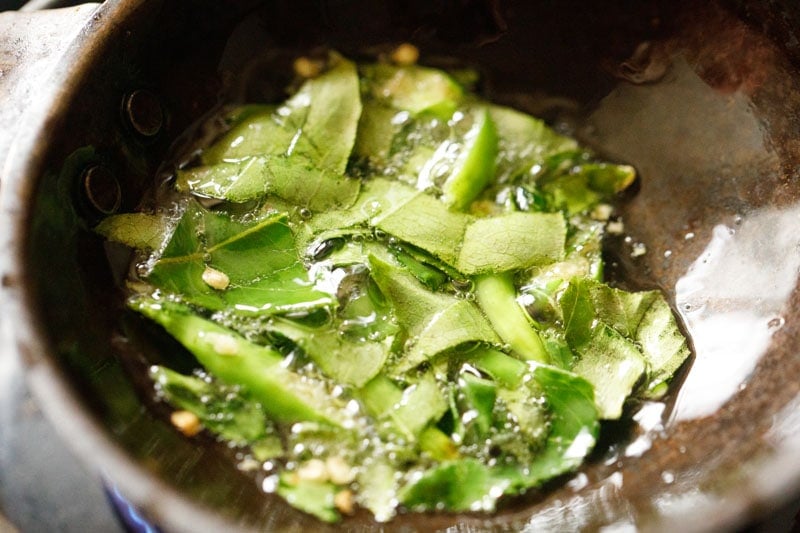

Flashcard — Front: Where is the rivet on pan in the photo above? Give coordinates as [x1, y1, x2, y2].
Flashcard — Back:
[82, 165, 122, 215]
[123, 89, 164, 137]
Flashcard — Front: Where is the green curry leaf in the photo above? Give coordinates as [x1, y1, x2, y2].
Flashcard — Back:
[150, 365, 283, 459]
[100, 53, 690, 524]
[203, 54, 361, 173]
[401, 364, 598, 512]
[277, 475, 340, 523]
[268, 317, 391, 388]
[145, 200, 334, 316]
[488, 104, 579, 184]
[176, 155, 361, 211]
[368, 254, 500, 373]
[560, 278, 690, 415]
[95, 212, 171, 250]
[458, 212, 566, 274]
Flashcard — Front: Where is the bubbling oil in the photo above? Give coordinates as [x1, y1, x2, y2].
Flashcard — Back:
[122, 38, 703, 522]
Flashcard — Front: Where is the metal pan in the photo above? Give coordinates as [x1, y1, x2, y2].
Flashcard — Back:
[2, 0, 800, 530]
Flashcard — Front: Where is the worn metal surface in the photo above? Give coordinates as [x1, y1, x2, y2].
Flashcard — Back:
[0, 3, 122, 531]
[0, 4, 98, 171]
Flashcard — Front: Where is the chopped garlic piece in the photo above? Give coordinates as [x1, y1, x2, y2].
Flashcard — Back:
[326, 456, 356, 485]
[202, 266, 230, 290]
[237, 457, 261, 472]
[606, 220, 625, 235]
[296, 459, 329, 483]
[591, 203, 613, 221]
[334, 489, 355, 514]
[205, 332, 239, 356]
[170, 410, 201, 437]
[391, 43, 419, 66]
[293, 56, 323, 78]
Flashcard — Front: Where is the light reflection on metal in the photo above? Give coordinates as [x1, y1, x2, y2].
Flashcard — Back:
[652, 487, 717, 520]
[521, 472, 634, 532]
[672, 206, 800, 422]
[624, 402, 666, 457]
[767, 395, 800, 446]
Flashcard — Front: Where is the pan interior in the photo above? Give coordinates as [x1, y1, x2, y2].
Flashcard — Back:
[18, 0, 800, 530]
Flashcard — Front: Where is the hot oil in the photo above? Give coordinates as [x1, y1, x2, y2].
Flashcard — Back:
[83, 3, 797, 529]
[584, 2, 800, 433]
[521, 7, 800, 525]
[124, 38, 681, 514]
[110, 0, 800, 525]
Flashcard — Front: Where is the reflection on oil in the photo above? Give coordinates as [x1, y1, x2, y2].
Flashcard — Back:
[586, 57, 770, 183]
[623, 402, 665, 457]
[767, 394, 800, 447]
[511, 5, 799, 530]
[521, 472, 634, 532]
[586, 48, 792, 423]
[672, 206, 800, 421]
[652, 487, 717, 521]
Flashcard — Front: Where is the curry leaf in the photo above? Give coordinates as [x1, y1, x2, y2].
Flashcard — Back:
[570, 324, 646, 419]
[132, 297, 345, 427]
[587, 282, 659, 338]
[401, 364, 598, 512]
[353, 100, 402, 163]
[306, 177, 421, 237]
[145, 200, 334, 316]
[401, 298, 500, 373]
[267, 317, 391, 388]
[636, 297, 691, 397]
[400, 459, 517, 512]
[523, 364, 599, 483]
[361, 63, 463, 117]
[282, 55, 362, 173]
[458, 373, 497, 438]
[560, 278, 596, 348]
[176, 155, 361, 211]
[560, 277, 690, 414]
[95, 212, 171, 250]
[150, 365, 283, 459]
[488, 104, 579, 183]
[374, 192, 471, 267]
[307, 178, 566, 277]
[581, 277, 691, 389]
[368, 254, 500, 373]
[536, 158, 637, 215]
[540, 173, 603, 215]
[392, 374, 449, 439]
[201, 106, 289, 164]
[313, 178, 566, 276]
[458, 212, 566, 274]
[179, 55, 362, 205]
[277, 475, 340, 523]
[203, 55, 361, 174]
